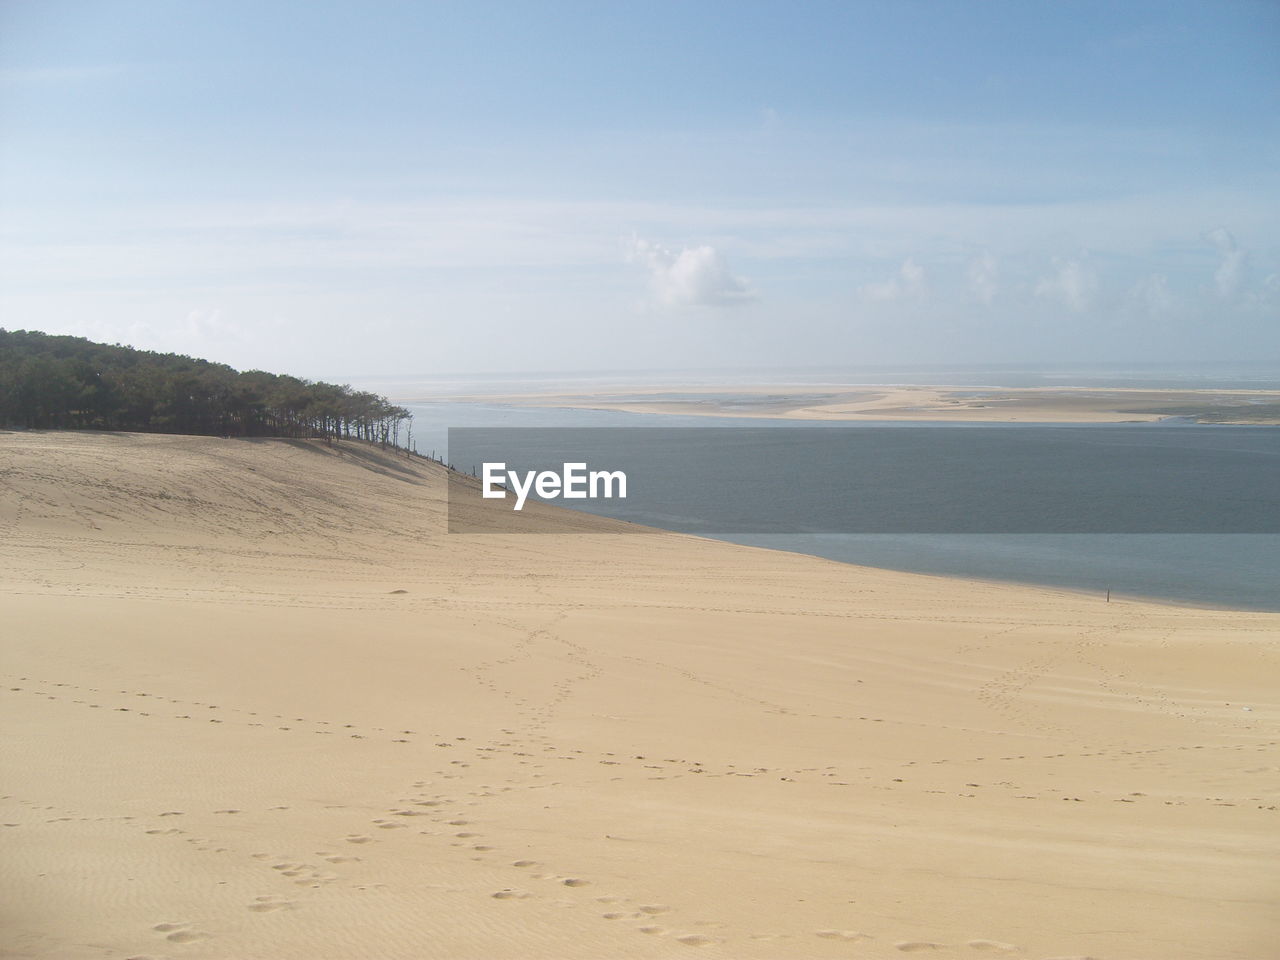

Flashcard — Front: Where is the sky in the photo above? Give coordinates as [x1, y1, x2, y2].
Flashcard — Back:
[1, 0, 1277, 378]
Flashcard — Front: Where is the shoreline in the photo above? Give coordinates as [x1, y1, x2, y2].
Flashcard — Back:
[710, 529, 1280, 615]
[784, 545, 1280, 615]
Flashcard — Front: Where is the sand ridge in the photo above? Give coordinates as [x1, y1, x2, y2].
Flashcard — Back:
[1, 431, 1277, 958]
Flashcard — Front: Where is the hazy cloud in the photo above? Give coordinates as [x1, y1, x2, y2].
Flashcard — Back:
[1035, 257, 1097, 311]
[860, 258, 927, 302]
[185, 307, 227, 339]
[629, 237, 754, 307]
[966, 252, 999, 305]
[1128, 273, 1174, 316]
[1206, 227, 1245, 299]
[1243, 270, 1280, 312]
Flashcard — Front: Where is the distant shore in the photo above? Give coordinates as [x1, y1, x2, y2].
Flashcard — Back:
[400, 383, 1280, 424]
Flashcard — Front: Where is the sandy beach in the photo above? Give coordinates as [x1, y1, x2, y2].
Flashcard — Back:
[433, 385, 1280, 424]
[1, 431, 1277, 959]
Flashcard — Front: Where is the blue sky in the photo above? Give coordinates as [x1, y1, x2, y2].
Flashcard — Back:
[1, 0, 1277, 376]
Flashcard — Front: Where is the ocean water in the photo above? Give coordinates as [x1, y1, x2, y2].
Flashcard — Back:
[398, 385, 1280, 612]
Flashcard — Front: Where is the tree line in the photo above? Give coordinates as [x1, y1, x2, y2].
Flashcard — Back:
[0, 329, 412, 446]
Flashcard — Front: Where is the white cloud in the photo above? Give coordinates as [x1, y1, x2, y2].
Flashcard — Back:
[628, 237, 754, 307]
[860, 257, 927, 302]
[1206, 227, 1246, 299]
[966, 251, 998, 304]
[1034, 257, 1097, 311]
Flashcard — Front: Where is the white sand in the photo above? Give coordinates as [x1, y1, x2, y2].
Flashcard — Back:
[1, 432, 1276, 959]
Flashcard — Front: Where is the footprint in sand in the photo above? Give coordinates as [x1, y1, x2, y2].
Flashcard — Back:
[896, 943, 947, 952]
[561, 878, 589, 887]
[512, 860, 538, 868]
[966, 940, 1018, 952]
[491, 889, 530, 900]
[639, 905, 671, 915]
[675, 934, 718, 946]
[166, 931, 209, 944]
[816, 929, 870, 941]
[247, 896, 296, 913]
[152, 922, 209, 944]
[345, 835, 374, 844]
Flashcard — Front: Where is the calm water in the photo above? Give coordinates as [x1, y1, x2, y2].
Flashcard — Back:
[404, 397, 1280, 612]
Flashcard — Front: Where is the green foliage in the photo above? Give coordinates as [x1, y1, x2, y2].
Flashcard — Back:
[0, 329, 411, 443]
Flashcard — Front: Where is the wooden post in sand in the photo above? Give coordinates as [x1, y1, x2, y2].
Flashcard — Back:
[1106, 588, 1111, 603]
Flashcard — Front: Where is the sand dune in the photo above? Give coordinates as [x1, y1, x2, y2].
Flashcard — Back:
[1, 432, 1277, 959]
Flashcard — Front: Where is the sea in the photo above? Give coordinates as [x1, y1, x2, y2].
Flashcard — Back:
[351, 365, 1280, 612]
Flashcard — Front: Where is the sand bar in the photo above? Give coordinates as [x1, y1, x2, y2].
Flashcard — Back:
[420, 384, 1280, 423]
